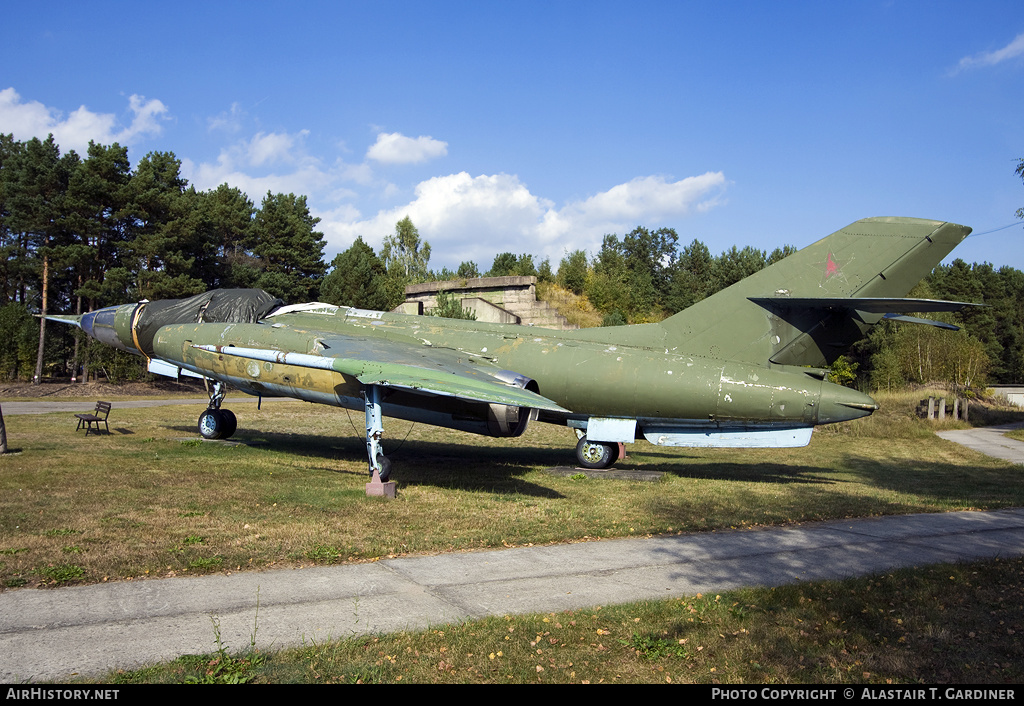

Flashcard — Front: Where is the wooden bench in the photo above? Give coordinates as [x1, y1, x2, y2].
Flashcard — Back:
[75, 401, 111, 436]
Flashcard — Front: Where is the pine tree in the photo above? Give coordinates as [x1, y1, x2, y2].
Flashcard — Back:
[321, 237, 389, 310]
[250, 192, 326, 302]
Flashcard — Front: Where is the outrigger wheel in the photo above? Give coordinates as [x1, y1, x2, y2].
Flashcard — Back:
[364, 385, 394, 483]
[575, 435, 618, 470]
[375, 454, 392, 482]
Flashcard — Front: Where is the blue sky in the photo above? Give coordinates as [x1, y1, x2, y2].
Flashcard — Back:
[4, 1, 1024, 272]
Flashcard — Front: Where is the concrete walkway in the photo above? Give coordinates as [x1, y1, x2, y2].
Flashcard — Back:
[2, 508, 1023, 682]
[936, 423, 1024, 465]
[0, 398, 258, 415]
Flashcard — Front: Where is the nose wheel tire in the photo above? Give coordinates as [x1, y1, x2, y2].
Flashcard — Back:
[575, 436, 617, 469]
[198, 409, 237, 440]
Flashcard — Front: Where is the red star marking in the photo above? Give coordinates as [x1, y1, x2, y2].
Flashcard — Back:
[824, 252, 839, 279]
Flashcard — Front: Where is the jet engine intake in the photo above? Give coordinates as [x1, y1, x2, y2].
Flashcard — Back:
[483, 369, 540, 437]
[485, 402, 532, 437]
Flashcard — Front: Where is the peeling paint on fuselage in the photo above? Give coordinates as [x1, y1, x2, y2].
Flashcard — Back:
[144, 299, 869, 433]
[245, 308, 827, 426]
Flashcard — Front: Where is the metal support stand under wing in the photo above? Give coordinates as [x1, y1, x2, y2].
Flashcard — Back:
[364, 385, 396, 498]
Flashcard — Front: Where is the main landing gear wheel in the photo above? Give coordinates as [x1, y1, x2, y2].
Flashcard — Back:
[575, 436, 617, 470]
[198, 409, 237, 440]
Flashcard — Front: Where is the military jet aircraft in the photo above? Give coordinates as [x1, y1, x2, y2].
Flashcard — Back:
[50, 217, 975, 480]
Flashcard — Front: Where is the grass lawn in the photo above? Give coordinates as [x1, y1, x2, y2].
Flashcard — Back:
[1, 388, 1022, 683]
[1, 390, 1022, 588]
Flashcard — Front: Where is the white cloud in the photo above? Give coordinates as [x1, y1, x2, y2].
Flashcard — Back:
[2, 88, 727, 273]
[185, 129, 319, 191]
[123, 94, 170, 140]
[321, 171, 728, 268]
[323, 172, 548, 264]
[183, 128, 381, 214]
[0, 88, 53, 135]
[245, 130, 309, 167]
[179, 130, 727, 270]
[207, 102, 245, 133]
[366, 132, 448, 164]
[0, 87, 167, 154]
[956, 31, 1024, 72]
[185, 158, 334, 205]
[561, 173, 728, 225]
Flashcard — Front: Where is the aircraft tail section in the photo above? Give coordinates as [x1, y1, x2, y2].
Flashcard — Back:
[658, 217, 972, 367]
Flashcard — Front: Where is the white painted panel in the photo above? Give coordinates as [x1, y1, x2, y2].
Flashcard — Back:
[643, 427, 813, 448]
[587, 417, 637, 443]
[147, 359, 180, 379]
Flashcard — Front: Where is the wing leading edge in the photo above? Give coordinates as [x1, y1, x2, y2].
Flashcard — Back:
[191, 344, 568, 413]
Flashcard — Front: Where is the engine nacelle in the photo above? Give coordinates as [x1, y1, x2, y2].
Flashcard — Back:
[484, 370, 541, 437]
[485, 402, 534, 437]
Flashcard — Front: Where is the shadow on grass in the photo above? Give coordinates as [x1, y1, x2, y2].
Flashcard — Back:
[841, 452, 1024, 507]
[166, 424, 569, 498]
[630, 451, 842, 486]
[160, 419, 1024, 507]
[168, 423, 838, 484]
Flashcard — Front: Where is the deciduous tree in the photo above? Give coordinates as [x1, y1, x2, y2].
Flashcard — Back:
[557, 249, 588, 295]
[381, 216, 430, 282]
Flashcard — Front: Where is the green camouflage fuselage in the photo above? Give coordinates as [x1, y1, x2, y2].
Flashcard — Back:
[66, 217, 972, 452]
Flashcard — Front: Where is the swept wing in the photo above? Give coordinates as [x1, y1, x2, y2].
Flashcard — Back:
[192, 342, 568, 413]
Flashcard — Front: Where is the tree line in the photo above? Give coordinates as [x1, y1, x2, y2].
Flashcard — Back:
[0, 134, 326, 381]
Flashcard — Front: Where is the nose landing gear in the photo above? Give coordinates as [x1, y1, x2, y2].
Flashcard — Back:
[198, 408, 237, 440]
[198, 381, 237, 440]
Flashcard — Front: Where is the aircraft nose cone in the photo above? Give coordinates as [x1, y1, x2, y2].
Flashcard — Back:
[80, 310, 100, 338]
[80, 303, 140, 353]
[816, 382, 879, 424]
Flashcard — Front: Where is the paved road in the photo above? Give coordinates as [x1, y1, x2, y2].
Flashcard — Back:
[0, 398, 258, 415]
[936, 423, 1024, 465]
[1, 508, 1023, 682]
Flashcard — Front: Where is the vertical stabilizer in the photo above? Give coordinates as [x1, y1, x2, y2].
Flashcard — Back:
[657, 217, 971, 366]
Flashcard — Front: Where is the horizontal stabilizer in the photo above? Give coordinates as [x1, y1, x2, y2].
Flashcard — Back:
[882, 314, 960, 330]
[749, 297, 980, 314]
[192, 345, 568, 413]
